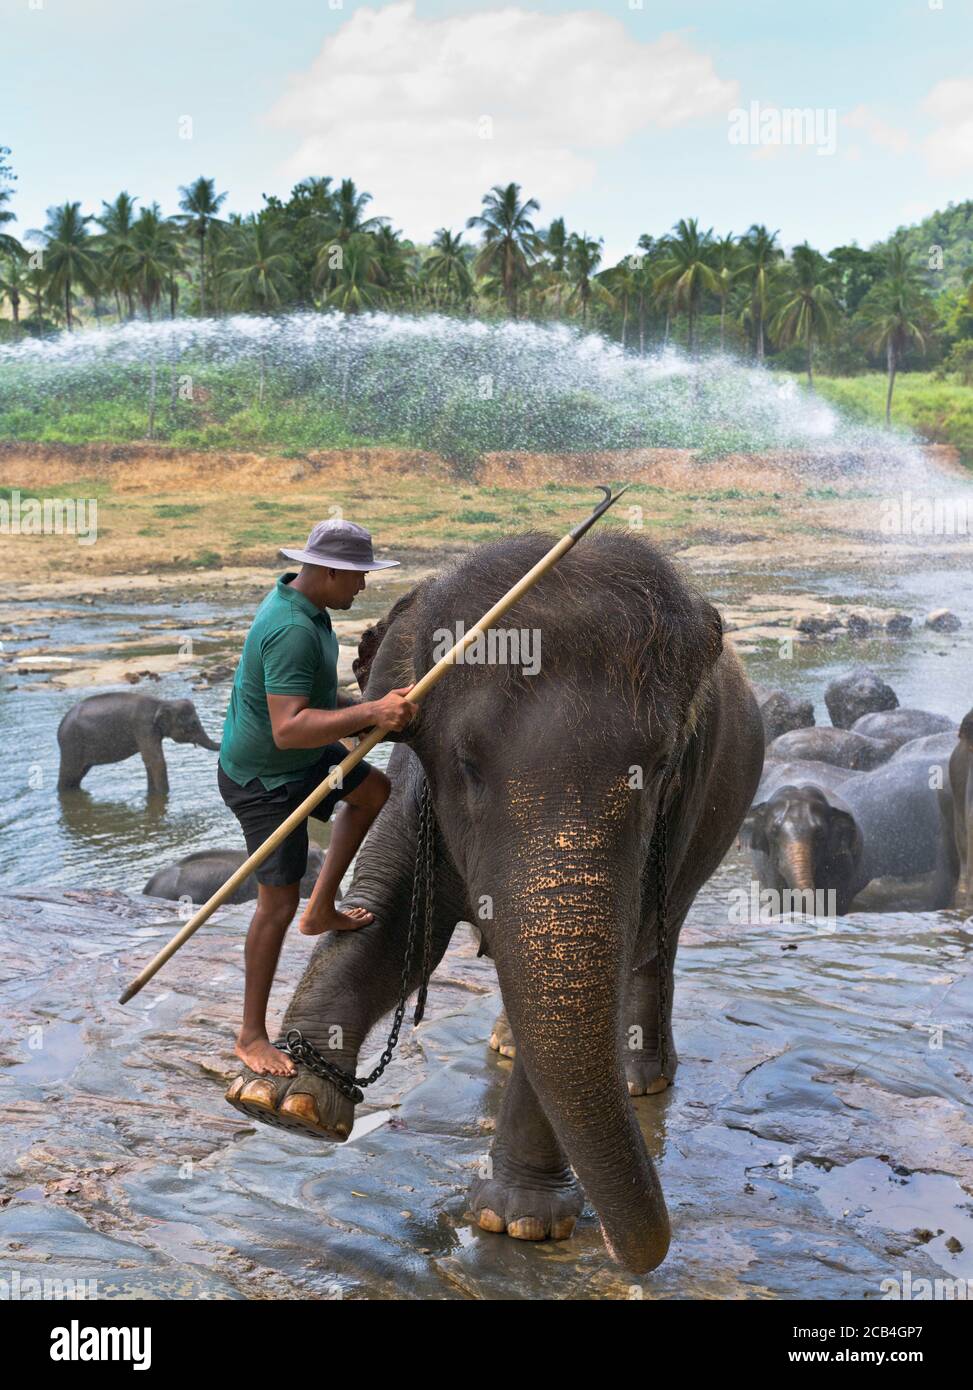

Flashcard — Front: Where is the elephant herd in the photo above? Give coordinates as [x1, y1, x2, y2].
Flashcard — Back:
[748, 668, 973, 914]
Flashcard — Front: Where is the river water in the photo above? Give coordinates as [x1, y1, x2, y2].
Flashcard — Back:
[1, 549, 971, 1299]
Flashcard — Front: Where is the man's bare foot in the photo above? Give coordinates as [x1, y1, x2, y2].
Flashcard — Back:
[234, 1034, 297, 1076]
[299, 903, 375, 936]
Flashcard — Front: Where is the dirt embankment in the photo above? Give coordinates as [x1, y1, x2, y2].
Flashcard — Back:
[0, 440, 967, 592]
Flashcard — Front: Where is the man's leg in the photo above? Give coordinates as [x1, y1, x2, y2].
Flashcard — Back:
[236, 880, 301, 1076]
[299, 767, 391, 935]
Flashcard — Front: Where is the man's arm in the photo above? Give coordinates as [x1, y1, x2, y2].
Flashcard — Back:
[267, 689, 417, 749]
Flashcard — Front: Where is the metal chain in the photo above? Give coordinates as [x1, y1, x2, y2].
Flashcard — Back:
[273, 777, 437, 1102]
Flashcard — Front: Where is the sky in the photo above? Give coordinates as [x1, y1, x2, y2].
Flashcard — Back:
[2, 0, 972, 266]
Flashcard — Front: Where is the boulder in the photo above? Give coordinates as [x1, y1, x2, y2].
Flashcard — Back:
[925, 608, 961, 633]
[825, 668, 899, 729]
[756, 688, 815, 745]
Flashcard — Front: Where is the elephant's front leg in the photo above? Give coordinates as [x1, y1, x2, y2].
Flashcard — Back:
[138, 737, 170, 796]
[468, 1055, 584, 1241]
[226, 749, 468, 1139]
[226, 905, 458, 1139]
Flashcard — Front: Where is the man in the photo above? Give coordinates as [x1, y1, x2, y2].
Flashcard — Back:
[218, 518, 418, 1076]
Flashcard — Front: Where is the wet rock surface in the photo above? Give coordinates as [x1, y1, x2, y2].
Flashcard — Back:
[2, 873, 970, 1300]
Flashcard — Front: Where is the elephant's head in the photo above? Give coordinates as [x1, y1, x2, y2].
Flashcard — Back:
[156, 698, 220, 750]
[743, 783, 863, 914]
[356, 530, 725, 1272]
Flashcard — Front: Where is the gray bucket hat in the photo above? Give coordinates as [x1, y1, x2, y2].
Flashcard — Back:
[280, 518, 400, 571]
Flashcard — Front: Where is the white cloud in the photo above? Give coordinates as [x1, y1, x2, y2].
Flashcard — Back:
[921, 77, 973, 176]
[266, 2, 738, 239]
[842, 104, 913, 155]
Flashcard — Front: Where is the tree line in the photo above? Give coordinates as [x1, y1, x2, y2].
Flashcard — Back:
[2, 148, 973, 421]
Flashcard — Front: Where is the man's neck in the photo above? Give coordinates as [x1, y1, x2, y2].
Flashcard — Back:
[290, 570, 328, 612]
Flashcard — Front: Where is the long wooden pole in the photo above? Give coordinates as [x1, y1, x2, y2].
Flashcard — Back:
[117, 484, 631, 1004]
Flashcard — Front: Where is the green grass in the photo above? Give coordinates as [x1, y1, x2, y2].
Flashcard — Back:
[809, 372, 973, 462]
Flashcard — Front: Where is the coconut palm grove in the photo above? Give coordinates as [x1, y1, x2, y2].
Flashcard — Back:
[2, 148, 973, 451]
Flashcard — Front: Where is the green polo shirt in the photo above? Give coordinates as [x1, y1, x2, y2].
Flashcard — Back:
[219, 572, 340, 789]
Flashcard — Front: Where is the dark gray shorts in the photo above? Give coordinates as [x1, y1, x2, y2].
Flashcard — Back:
[217, 743, 374, 887]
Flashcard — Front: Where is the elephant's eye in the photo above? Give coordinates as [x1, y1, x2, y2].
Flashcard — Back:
[459, 757, 484, 790]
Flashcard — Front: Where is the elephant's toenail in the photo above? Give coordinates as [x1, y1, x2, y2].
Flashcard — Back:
[239, 1079, 277, 1108]
[550, 1217, 577, 1240]
[279, 1093, 321, 1126]
[508, 1217, 546, 1241]
[644, 1077, 670, 1095]
[225, 1075, 246, 1102]
[477, 1209, 505, 1233]
[499, 1043, 516, 1059]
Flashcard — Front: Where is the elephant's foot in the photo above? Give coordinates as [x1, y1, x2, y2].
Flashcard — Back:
[625, 1050, 677, 1097]
[225, 1060, 356, 1141]
[468, 1155, 583, 1242]
[488, 1009, 516, 1059]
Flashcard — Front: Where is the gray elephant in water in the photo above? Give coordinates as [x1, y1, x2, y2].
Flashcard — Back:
[766, 726, 893, 770]
[57, 692, 220, 795]
[851, 708, 954, 752]
[752, 685, 815, 744]
[824, 668, 898, 729]
[144, 845, 324, 904]
[224, 530, 765, 1273]
[946, 711, 973, 908]
[744, 749, 957, 914]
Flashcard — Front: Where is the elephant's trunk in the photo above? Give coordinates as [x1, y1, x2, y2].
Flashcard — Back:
[194, 727, 221, 751]
[782, 838, 815, 892]
[488, 836, 670, 1273]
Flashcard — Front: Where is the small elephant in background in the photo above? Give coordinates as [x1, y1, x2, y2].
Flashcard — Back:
[851, 708, 954, 752]
[144, 846, 324, 904]
[744, 749, 958, 914]
[947, 710, 973, 908]
[824, 667, 898, 729]
[766, 726, 893, 770]
[57, 692, 221, 796]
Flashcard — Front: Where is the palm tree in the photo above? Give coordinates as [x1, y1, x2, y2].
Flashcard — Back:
[604, 257, 640, 347]
[565, 233, 604, 327]
[221, 217, 297, 312]
[94, 191, 139, 320]
[653, 218, 718, 354]
[0, 253, 28, 328]
[466, 182, 540, 317]
[539, 217, 569, 319]
[177, 176, 227, 315]
[330, 178, 385, 242]
[770, 243, 839, 383]
[856, 238, 933, 422]
[424, 228, 472, 309]
[322, 232, 384, 313]
[121, 205, 182, 319]
[711, 233, 738, 351]
[738, 224, 784, 361]
[30, 202, 100, 330]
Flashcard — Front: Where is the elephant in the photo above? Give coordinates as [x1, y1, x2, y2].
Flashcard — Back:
[144, 845, 325, 904]
[890, 732, 958, 762]
[57, 692, 220, 795]
[947, 711, 973, 908]
[224, 529, 765, 1273]
[744, 749, 957, 914]
[825, 668, 898, 729]
[766, 726, 892, 770]
[851, 708, 954, 752]
[752, 686, 815, 745]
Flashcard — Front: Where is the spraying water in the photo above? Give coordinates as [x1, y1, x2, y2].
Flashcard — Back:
[0, 311, 948, 488]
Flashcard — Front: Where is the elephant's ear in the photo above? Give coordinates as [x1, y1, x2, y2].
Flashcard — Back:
[352, 581, 430, 740]
[829, 800, 863, 862]
[740, 801, 769, 853]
